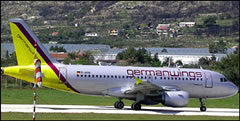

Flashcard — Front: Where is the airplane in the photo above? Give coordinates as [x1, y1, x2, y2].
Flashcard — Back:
[1, 18, 238, 112]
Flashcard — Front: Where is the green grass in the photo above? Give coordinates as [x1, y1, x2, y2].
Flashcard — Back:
[1, 112, 239, 120]
[1, 88, 239, 108]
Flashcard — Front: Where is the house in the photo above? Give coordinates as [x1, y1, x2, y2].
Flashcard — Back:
[109, 29, 120, 36]
[52, 32, 59, 36]
[156, 26, 169, 36]
[85, 33, 98, 37]
[50, 53, 68, 62]
[157, 24, 171, 28]
[179, 22, 195, 27]
[75, 23, 79, 27]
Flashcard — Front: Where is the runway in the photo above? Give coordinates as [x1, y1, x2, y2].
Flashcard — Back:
[1, 104, 239, 117]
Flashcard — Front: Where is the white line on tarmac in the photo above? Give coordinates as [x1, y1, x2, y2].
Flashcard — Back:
[1, 104, 239, 117]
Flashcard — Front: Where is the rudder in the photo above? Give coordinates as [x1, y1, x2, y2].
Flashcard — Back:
[9, 18, 59, 66]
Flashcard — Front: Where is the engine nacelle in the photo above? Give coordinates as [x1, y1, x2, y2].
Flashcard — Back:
[161, 91, 189, 107]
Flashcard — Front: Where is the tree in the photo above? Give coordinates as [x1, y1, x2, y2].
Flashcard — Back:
[216, 53, 239, 87]
[161, 48, 168, 53]
[198, 57, 210, 66]
[63, 57, 71, 64]
[175, 60, 183, 67]
[209, 42, 218, 53]
[151, 53, 161, 67]
[203, 16, 217, 27]
[209, 40, 227, 53]
[217, 39, 227, 54]
[162, 57, 174, 67]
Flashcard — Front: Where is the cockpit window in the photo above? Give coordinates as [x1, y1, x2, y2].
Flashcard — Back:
[224, 78, 228, 82]
[220, 78, 223, 82]
[220, 77, 228, 82]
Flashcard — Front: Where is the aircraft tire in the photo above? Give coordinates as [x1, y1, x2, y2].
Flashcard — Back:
[200, 106, 207, 112]
[114, 101, 124, 109]
[131, 102, 141, 110]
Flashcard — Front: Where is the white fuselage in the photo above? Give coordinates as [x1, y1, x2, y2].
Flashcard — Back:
[59, 65, 238, 99]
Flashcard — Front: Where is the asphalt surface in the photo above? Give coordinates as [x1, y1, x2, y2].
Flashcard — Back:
[1, 104, 239, 117]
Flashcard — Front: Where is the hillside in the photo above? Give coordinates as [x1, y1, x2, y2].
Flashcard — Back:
[1, 1, 239, 48]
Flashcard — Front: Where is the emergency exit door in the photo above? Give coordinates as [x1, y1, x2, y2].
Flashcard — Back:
[205, 72, 213, 88]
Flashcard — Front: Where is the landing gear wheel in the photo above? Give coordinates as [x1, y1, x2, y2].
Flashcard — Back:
[199, 98, 207, 112]
[131, 102, 141, 110]
[114, 101, 124, 109]
[200, 106, 206, 112]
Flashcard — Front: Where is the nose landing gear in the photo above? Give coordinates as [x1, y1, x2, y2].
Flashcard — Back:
[200, 98, 206, 112]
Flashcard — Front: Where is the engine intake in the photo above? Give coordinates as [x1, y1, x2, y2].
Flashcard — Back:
[161, 91, 189, 107]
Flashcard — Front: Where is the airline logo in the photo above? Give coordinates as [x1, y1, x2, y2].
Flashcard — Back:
[127, 69, 202, 78]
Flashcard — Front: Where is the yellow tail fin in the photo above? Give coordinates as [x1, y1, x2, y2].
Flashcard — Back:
[9, 18, 59, 65]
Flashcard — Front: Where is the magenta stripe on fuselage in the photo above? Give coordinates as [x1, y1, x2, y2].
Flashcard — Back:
[14, 23, 80, 93]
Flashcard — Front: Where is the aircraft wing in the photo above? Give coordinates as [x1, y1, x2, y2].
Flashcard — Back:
[124, 77, 178, 96]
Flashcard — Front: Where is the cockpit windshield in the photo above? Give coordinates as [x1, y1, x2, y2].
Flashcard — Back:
[220, 77, 228, 82]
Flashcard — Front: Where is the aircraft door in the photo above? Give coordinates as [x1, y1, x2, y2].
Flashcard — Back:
[59, 67, 67, 83]
[204, 72, 213, 88]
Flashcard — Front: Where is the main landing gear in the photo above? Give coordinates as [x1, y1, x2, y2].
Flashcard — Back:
[131, 102, 141, 110]
[114, 99, 142, 110]
[114, 98, 124, 109]
[200, 98, 207, 112]
[114, 93, 144, 110]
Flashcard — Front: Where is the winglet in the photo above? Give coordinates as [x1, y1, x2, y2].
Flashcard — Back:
[134, 77, 142, 85]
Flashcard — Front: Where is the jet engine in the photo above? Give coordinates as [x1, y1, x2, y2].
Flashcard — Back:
[139, 90, 189, 107]
[161, 91, 189, 107]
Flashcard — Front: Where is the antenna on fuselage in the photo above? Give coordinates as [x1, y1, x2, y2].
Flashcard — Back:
[200, 66, 203, 70]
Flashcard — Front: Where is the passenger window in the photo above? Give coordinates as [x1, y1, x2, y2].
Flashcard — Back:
[160, 77, 162, 79]
[100, 75, 102, 78]
[175, 77, 177, 80]
[186, 78, 188, 80]
[168, 77, 170, 80]
[111, 75, 113, 78]
[96, 75, 98, 78]
[77, 75, 79, 77]
[155, 77, 157, 79]
[119, 76, 121, 78]
[141, 76, 143, 79]
[115, 76, 117, 78]
[92, 75, 95, 78]
[182, 78, 184, 80]
[179, 78, 181, 80]
[84, 75, 87, 77]
[122, 76, 124, 78]
[81, 75, 83, 77]
[164, 77, 166, 79]
[103, 75, 106, 78]
[88, 75, 91, 78]
[145, 76, 147, 79]
[171, 77, 173, 80]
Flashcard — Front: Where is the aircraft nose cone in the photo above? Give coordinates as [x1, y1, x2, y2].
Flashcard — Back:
[229, 83, 238, 96]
